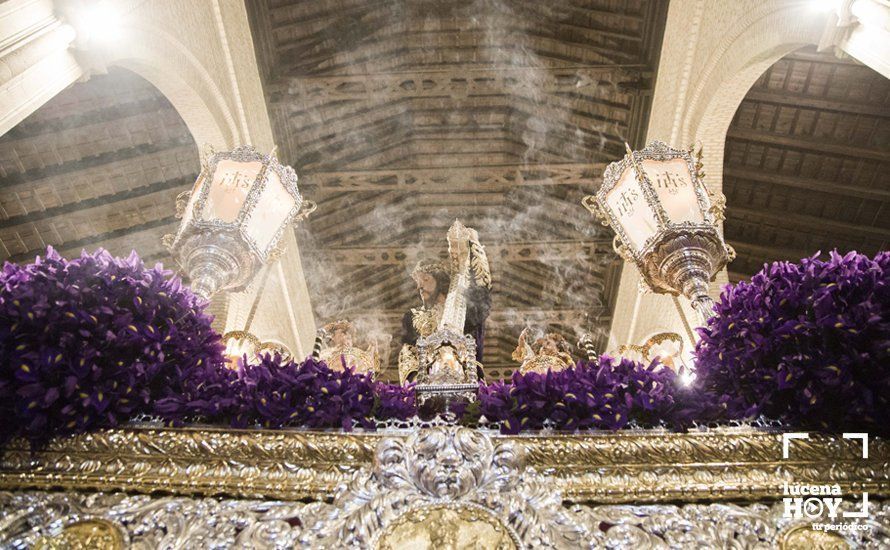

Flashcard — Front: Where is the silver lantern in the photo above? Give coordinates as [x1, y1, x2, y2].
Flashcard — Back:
[583, 141, 734, 324]
[165, 145, 315, 300]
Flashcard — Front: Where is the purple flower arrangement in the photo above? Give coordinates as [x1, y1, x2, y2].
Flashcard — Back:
[466, 356, 683, 434]
[153, 354, 417, 431]
[0, 248, 224, 446]
[3, 248, 886, 445]
[152, 353, 683, 435]
[694, 250, 890, 435]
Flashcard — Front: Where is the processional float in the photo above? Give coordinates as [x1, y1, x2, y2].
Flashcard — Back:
[3, 143, 885, 550]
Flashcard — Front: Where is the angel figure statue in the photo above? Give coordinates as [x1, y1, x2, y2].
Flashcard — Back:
[512, 328, 576, 375]
[316, 320, 381, 377]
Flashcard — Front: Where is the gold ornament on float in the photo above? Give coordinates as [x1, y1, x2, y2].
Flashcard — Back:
[376, 505, 518, 550]
[318, 320, 381, 377]
[222, 330, 293, 369]
[33, 519, 125, 550]
[512, 328, 575, 375]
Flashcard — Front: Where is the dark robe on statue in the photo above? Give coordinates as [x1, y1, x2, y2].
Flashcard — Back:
[401, 281, 491, 377]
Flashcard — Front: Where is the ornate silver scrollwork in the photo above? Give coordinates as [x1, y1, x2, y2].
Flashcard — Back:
[1, 486, 887, 548]
[174, 190, 192, 219]
[726, 242, 737, 262]
[612, 234, 633, 262]
[581, 194, 610, 226]
[568, 500, 890, 549]
[0, 491, 307, 549]
[708, 190, 728, 223]
[294, 199, 317, 221]
[299, 426, 590, 548]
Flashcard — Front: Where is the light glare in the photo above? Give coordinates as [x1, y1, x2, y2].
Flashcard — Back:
[80, 4, 122, 43]
[811, 0, 841, 13]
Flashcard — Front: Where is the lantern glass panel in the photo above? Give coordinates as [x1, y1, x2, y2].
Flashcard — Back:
[205, 159, 262, 223]
[244, 169, 297, 254]
[604, 166, 660, 252]
[641, 158, 704, 224]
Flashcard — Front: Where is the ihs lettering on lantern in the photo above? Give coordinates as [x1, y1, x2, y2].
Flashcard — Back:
[650, 169, 688, 195]
[615, 188, 640, 217]
[218, 169, 254, 191]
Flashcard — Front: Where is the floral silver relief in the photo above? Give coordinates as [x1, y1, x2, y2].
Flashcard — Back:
[2, 491, 888, 548]
[299, 425, 588, 548]
[0, 491, 308, 549]
[1, 427, 889, 548]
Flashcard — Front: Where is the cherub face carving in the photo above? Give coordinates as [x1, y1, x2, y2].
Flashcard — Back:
[330, 328, 353, 348]
[408, 428, 492, 499]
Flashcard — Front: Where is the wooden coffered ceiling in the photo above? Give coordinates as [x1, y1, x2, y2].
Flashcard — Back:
[0, 68, 199, 269]
[1, 5, 886, 382]
[248, 0, 669, 378]
[724, 46, 890, 282]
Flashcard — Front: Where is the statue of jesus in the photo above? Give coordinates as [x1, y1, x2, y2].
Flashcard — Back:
[398, 221, 491, 385]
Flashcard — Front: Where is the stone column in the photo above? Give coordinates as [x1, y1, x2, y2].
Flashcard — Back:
[193, 0, 317, 357]
[0, 0, 81, 137]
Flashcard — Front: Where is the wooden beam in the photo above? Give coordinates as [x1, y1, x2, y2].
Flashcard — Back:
[726, 127, 890, 162]
[268, 0, 387, 28]
[723, 166, 890, 202]
[321, 240, 613, 266]
[277, 94, 630, 151]
[0, 174, 193, 229]
[269, 66, 646, 102]
[512, 0, 646, 38]
[303, 163, 606, 191]
[4, 216, 177, 264]
[730, 205, 890, 241]
[275, 32, 639, 75]
[784, 48, 865, 66]
[743, 90, 890, 119]
[728, 240, 813, 264]
[0, 135, 195, 189]
[344, 308, 607, 326]
[0, 181, 184, 263]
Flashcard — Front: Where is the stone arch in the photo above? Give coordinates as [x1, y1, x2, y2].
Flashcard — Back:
[719, 43, 890, 279]
[0, 65, 200, 265]
[678, 1, 826, 194]
[91, 23, 241, 152]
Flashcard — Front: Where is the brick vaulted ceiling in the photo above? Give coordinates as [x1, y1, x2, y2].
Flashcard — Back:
[723, 46, 890, 282]
[248, 0, 670, 378]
